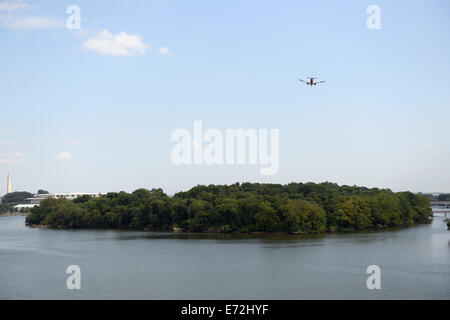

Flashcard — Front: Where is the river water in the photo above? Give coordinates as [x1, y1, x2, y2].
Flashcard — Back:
[0, 213, 449, 299]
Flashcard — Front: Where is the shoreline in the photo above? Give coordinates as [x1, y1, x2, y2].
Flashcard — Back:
[25, 220, 431, 235]
[0, 212, 30, 217]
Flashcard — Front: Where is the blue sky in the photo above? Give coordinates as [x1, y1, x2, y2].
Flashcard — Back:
[1, 0, 449, 195]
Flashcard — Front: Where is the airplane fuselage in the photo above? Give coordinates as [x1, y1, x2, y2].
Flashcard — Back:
[298, 77, 324, 86]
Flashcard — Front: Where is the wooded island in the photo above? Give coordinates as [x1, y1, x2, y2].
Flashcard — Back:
[25, 182, 432, 233]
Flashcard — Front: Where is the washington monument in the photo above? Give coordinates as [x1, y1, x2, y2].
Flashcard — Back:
[7, 173, 11, 194]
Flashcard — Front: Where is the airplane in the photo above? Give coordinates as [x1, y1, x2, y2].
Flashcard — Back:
[298, 77, 326, 86]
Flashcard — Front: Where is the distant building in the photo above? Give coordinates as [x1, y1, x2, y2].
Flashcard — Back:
[14, 204, 37, 210]
[28, 192, 105, 205]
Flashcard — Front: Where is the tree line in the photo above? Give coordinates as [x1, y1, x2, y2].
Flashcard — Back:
[0, 203, 13, 214]
[0, 190, 50, 214]
[1, 191, 33, 214]
[25, 182, 433, 233]
[1, 191, 33, 205]
[420, 193, 450, 202]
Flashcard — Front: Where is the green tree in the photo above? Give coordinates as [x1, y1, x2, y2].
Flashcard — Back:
[281, 199, 326, 233]
[255, 201, 279, 232]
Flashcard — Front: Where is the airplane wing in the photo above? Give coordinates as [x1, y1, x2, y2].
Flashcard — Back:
[316, 81, 326, 84]
[298, 79, 308, 83]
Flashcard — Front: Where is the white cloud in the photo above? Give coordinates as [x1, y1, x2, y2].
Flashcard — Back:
[0, 152, 25, 165]
[0, 0, 28, 12]
[158, 46, 172, 55]
[83, 29, 150, 56]
[0, 1, 63, 29]
[56, 151, 72, 160]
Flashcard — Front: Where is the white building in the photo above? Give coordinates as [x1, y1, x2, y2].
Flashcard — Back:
[14, 204, 38, 210]
[28, 192, 105, 205]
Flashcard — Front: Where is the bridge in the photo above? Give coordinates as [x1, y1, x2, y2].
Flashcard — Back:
[430, 201, 450, 208]
[430, 201, 450, 217]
